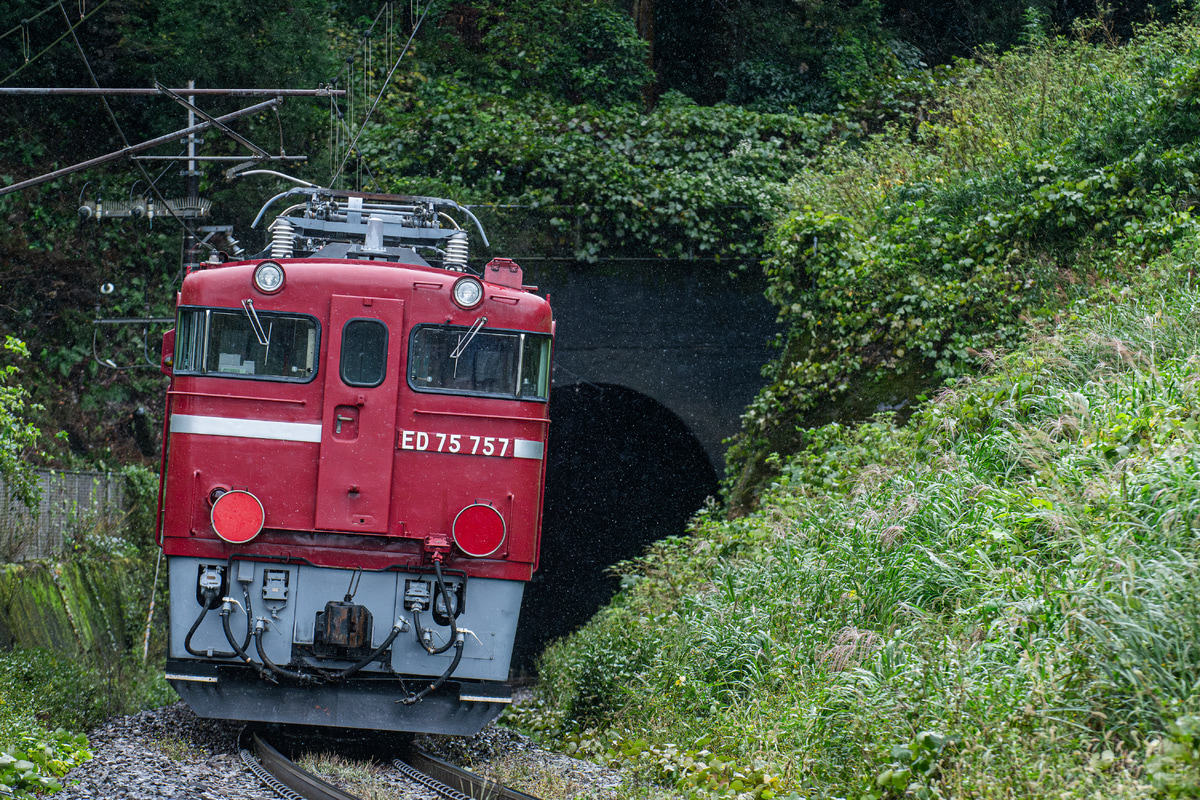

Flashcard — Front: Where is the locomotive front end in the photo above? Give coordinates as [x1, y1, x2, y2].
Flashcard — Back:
[156, 190, 552, 734]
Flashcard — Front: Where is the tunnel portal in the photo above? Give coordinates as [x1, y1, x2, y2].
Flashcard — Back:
[512, 382, 719, 669]
[509, 262, 777, 669]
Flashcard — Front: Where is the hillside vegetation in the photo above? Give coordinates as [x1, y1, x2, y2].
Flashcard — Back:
[727, 16, 1200, 507]
[519, 14, 1200, 800]
[0, 0, 1189, 480]
[526, 224, 1200, 800]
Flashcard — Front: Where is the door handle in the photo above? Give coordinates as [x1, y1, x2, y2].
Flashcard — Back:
[335, 414, 354, 434]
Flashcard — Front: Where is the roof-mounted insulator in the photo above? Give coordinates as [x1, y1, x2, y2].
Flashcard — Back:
[362, 217, 386, 253]
[444, 231, 469, 271]
[269, 218, 295, 259]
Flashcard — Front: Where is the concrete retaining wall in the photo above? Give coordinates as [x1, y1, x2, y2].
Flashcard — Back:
[0, 558, 144, 655]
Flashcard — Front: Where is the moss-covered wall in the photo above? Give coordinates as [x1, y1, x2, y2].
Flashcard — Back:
[0, 559, 145, 655]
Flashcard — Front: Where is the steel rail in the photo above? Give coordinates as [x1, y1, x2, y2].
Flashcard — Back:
[245, 733, 543, 800]
[249, 734, 362, 800]
[399, 747, 542, 800]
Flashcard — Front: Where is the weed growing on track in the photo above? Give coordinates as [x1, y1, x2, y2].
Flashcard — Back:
[529, 244, 1200, 797]
[297, 752, 399, 800]
[149, 732, 203, 763]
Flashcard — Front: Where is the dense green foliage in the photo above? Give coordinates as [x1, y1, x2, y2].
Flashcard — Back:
[0, 649, 110, 798]
[370, 84, 827, 259]
[0, 0, 340, 466]
[0, 650, 109, 735]
[6, 7, 1200, 799]
[346, 0, 844, 261]
[0, 337, 43, 507]
[528, 245, 1200, 798]
[0, 0, 1187, 466]
[412, 0, 653, 106]
[0, 543, 172, 796]
[0, 728, 92, 799]
[0, 0, 337, 177]
[715, 0, 914, 113]
[727, 18, 1200, 507]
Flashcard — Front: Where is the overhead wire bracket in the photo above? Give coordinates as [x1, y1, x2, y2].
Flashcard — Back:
[0, 98, 281, 197]
[154, 82, 272, 160]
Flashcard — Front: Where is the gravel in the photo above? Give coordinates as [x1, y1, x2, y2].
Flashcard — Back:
[51, 702, 624, 800]
[53, 704, 276, 800]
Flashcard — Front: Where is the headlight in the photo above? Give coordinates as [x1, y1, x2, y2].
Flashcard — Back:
[253, 261, 285, 294]
[452, 276, 484, 309]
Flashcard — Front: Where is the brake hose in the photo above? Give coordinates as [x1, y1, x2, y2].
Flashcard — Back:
[254, 621, 316, 683]
[412, 561, 460, 655]
[184, 598, 227, 658]
[185, 585, 250, 659]
[338, 621, 406, 679]
[398, 635, 464, 706]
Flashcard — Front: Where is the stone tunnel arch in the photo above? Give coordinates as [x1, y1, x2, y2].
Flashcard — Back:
[512, 381, 720, 670]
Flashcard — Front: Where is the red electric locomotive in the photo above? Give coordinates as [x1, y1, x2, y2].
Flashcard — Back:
[157, 188, 553, 734]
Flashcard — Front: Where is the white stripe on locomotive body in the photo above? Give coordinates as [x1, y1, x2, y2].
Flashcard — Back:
[171, 413, 546, 459]
[512, 439, 544, 460]
[170, 413, 323, 443]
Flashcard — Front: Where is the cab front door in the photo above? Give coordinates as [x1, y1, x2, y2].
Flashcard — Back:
[315, 295, 404, 533]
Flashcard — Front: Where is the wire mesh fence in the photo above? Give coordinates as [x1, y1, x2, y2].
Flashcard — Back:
[0, 470, 127, 562]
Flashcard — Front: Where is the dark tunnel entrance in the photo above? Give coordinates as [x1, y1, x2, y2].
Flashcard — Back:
[511, 382, 720, 671]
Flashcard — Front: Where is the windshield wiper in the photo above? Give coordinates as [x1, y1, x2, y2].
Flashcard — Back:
[241, 299, 272, 347]
[450, 316, 487, 360]
[450, 316, 487, 381]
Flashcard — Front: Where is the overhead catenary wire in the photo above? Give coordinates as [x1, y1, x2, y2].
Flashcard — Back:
[331, 1, 432, 187]
[0, 0, 112, 86]
[0, 0, 68, 45]
[58, 11, 234, 369]
[329, 94, 383, 192]
[0, 87, 344, 95]
[55, 6, 218, 257]
[323, 1, 402, 190]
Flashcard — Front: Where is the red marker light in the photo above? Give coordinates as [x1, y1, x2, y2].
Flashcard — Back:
[211, 490, 265, 544]
[452, 503, 506, 557]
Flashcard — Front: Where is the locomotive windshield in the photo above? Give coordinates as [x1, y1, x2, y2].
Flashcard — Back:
[175, 307, 319, 381]
[408, 324, 551, 400]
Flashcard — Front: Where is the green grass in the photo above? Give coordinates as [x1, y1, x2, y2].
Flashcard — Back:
[726, 16, 1200, 507]
[0, 554, 176, 797]
[527, 242, 1200, 797]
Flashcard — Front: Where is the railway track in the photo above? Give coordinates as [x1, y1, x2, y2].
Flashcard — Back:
[242, 732, 541, 800]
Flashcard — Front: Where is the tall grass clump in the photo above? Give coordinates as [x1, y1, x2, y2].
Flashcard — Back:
[531, 240, 1200, 798]
[728, 16, 1200, 507]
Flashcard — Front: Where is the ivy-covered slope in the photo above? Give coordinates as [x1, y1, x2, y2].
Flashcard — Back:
[2, 0, 1187, 478]
[348, 5, 1200, 510]
[725, 19, 1200, 509]
[368, 84, 828, 260]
